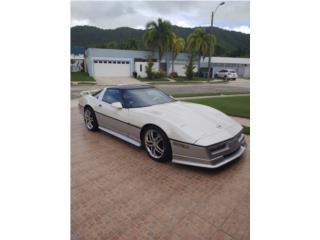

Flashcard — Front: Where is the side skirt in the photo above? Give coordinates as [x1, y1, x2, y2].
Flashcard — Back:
[98, 126, 141, 147]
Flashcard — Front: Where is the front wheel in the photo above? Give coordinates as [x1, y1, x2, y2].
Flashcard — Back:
[143, 126, 172, 162]
[84, 107, 99, 131]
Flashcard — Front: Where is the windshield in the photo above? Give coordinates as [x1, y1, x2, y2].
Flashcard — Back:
[123, 88, 175, 108]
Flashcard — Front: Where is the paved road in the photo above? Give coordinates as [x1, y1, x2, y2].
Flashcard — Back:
[71, 108, 250, 240]
[158, 80, 249, 95]
[95, 76, 141, 85]
[71, 79, 250, 99]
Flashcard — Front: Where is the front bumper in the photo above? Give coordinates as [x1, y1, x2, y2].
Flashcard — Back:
[170, 131, 246, 168]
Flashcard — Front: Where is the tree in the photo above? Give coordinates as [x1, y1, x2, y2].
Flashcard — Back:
[119, 39, 139, 50]
[145, 55, 154, 79]
[184, 54, 196, 80]
[143, 18, 174, 70]
[127, 39, 138, 50]
[106, 41, 118, 49]
[170, 33, 185, 74]
[187, 28, 215, 76]
[215, 44, 227, 56]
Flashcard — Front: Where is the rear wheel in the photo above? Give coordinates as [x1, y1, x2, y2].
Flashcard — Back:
[84, 107, 98, 131]
[143, 126, 172, 162]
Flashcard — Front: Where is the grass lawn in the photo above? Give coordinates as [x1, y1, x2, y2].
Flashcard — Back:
[71, 72, 95, 82]
[175, 76, 208, 81]
[242, 126, 250, 135]
[185, 95, 250, 118]
[152, 81, 227, 85]
[174, 76, 225, 82]
[138, 78, 170, 82]
[172, 92, 249, 98]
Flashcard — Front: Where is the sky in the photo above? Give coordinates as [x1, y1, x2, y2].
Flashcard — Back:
[71, 1, 250, 34]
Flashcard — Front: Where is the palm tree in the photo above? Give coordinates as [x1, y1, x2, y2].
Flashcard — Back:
[170, 33, 185, 74]
[143, 18, 174, 70]
[187, 28, 215, 76]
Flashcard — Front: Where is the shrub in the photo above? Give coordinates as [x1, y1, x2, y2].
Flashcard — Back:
[155, 69, 166, 79]
[132, 71, 137, 78]
[170, 71, 178, 78]
[185, 54, 196, 80]
[145, 55, 154, 79]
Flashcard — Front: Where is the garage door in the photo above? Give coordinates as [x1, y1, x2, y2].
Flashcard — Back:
[93, 60, 130, 77]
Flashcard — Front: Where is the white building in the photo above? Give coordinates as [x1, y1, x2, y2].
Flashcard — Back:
[85, 48, 249, 78]
[71, 47, 85, 72]
[201, 57, 250, 78]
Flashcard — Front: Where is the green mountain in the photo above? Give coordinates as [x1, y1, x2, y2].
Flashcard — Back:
[71, 25, 250, 57]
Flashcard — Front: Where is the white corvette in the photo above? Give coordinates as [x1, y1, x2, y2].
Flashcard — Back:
[78, 85, 246, 168]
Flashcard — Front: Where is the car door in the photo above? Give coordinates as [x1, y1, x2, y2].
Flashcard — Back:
[221, 69, 228, 78]
[217, 70, 224, 78]
[95, 88, 129, 136]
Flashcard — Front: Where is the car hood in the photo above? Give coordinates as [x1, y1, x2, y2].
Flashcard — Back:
[137, 101, 242, 145]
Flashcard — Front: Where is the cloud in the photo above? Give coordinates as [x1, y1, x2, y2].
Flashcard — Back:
[71, 19, 90, 26]
[71, 1, 250, 31]
[223, 25, 250, 34]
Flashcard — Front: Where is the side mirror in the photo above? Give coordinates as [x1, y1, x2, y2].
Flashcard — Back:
[111, 102, 123, 109]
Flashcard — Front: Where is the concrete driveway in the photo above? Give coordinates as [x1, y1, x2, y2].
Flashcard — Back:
[71, 107, 250, 240]
[95, 77, 141, 85]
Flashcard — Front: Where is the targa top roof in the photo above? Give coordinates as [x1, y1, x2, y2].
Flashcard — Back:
[107, 84, 154, 90]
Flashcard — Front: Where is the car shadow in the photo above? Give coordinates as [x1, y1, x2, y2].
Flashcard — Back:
[169, 156, 244, 175]
[96, 128, 245, 174]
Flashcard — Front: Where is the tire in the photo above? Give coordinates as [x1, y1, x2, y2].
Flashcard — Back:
[84, 107, 99, 131]
[142, 126, 172, 162]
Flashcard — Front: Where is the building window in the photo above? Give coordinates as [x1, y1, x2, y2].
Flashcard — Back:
[94, 60, 98, 63]
[98, 61, 103, 64]
[122, 61, 125, 64]
[140, 64, 142, 72]
[108, 61, 112, 64]
[126, 61, 130, 64]
[103, 61, 107, 64]
[113, 61, 116, 64]
[117, 61, 121, 64]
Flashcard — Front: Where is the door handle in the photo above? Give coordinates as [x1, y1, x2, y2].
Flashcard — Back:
[98, 104, 102, 107]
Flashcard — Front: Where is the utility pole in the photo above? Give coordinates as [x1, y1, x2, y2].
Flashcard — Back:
[207, 2, 225, 79]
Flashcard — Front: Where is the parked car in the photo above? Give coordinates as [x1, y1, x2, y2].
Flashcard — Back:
[79, 85, 246, 169]
[215, 69, 238, 80]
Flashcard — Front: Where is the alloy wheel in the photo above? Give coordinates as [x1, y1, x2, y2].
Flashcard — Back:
[84, 109, 94, 130]
[144, 129, 164, 159]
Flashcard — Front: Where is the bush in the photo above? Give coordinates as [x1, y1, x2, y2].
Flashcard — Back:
[132, 71, 137, 78]
[185, 54, 196, 80]
[155, 69, 166, 79]
[145, 55, 154, 79]
[170, 71, 178, 78]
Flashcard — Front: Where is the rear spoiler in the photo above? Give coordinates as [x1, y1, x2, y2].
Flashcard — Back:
[80, 89, 102, 96]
